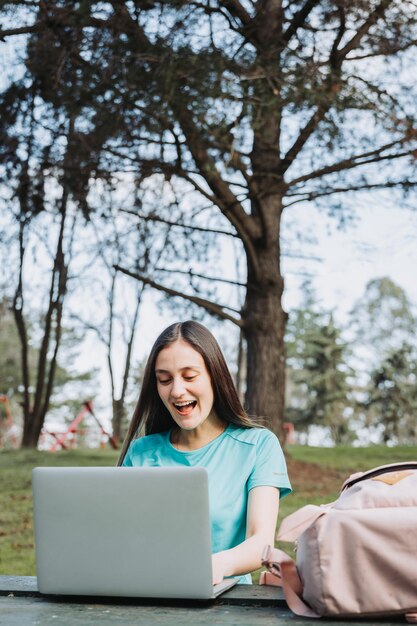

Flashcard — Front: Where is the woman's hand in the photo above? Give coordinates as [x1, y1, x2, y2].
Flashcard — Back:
[212, 551, 231, 585]
[212, 486, 279, 583]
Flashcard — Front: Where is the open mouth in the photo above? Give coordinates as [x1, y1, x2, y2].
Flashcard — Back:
[173, 400, 197, 415]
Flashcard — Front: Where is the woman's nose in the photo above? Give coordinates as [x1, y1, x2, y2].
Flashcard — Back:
[170, 377, 186, 398]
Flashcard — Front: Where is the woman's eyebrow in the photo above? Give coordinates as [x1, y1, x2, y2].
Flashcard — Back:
[155, 365, 202, 373]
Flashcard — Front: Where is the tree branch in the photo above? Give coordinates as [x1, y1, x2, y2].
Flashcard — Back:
[107, 2, 153, 49]
[222, 0, 252, 27]
[0, 24, 43, 39]
[175, 111, 263, 279]
[107, 271, 117, 400]
[100, 1, 262, 277]
[114, 266, 243, 327]
[69, 313, 109, 346]
[279, 0, 394, 176]
[32, 195, 68, 420]
[337, 0, 393, 59]
[173, 109, 259, 238]
[120, 283, 144, 405]
[221, 0, 263, 48]
[13, 221, 31, 420]
[281, 0, 320, 47]
[279, 106, 329, 175]
[154, 266, 246, 287]
[181, 172, 226, 207]
[349, 73, 401, 110]
[286, 142, 415, 188]
[120, 209, 239, 238]
[345, 38, 417, 61]
[284, 180, 417, 207]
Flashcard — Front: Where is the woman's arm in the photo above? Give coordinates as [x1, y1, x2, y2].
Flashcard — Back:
[211, 485, 279, 584]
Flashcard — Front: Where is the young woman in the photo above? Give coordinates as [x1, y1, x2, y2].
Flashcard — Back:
[118, 320, 291, 584]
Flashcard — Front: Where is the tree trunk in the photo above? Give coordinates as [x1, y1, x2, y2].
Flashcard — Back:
[20, 194, 69, 449]
[21, 410, 45, 448]
[112, 398, 129, 444]
[110, 284, 143, 443]
[242, 231, 286, 440]
[242, 0, 286, 438]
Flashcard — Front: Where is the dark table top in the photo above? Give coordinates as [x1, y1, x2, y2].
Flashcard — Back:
[0, 576, 407, 626]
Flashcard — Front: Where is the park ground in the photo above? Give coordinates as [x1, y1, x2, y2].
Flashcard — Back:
[1, 445, 416, 578]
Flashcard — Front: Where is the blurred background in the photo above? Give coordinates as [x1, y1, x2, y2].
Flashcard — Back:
[1, 1, 417, 451]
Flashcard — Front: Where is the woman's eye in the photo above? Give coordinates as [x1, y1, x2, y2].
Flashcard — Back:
[158, 379, 171, 385]
[184, 375, 196, 381]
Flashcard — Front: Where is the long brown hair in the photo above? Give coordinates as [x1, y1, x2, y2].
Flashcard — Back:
[117, 320, 258, 465]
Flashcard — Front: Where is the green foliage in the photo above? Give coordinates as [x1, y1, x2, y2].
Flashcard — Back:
[3, 1, 417, 223]
[349, 279, 417, 444]
[363, 343, 417, 444]
[286, 290, 354, 444]
[0, 301, 33, 398]
[350, 277, 416, 358]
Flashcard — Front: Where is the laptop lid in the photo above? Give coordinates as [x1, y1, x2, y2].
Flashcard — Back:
[32, 466, 233, 600]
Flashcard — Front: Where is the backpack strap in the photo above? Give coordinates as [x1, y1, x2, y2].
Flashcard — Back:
[259, 570, 282, 586]
[342, 462, 417, 491]
[406, 613, 417, 623]
[262, 546, 417, 622]
[261, 546, 320, 618]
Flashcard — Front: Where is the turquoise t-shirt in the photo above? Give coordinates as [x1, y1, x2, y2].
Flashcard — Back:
[122, 424, 292, 583]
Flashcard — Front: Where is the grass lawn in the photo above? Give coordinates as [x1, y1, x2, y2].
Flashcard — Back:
[1, 444, 416, 578]
[282, 443, 417, 513]
[0, 448, 119, 576]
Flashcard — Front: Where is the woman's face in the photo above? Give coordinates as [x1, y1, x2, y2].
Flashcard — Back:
[155, 339, 217, 431]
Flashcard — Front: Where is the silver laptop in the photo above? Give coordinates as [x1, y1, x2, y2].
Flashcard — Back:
[32, 466, 237, 600]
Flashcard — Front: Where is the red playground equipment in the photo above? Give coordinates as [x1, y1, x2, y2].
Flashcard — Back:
[42, 401, 119, 452]
[0, 395, 18, 448]
[283, 422, 295, 445]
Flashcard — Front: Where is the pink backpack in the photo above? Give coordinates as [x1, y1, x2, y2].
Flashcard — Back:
[261, 462, 417, 621]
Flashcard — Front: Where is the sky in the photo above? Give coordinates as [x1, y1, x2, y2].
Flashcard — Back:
[282, 201, 417, 319]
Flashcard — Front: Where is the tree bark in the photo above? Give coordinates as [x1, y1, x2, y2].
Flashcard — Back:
[243, 227, 286, 438]
[111, 285, 143, 442]
[243, 0, 286, 437]
[20, 196, 69, 448]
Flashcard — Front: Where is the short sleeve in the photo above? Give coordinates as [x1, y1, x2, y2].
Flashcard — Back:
[247, 429, 292, 499]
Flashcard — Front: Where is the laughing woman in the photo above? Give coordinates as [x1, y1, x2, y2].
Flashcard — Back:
[118, 320, 292, 584]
